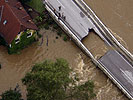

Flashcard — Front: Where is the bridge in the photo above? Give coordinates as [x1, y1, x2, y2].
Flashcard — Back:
[43, 0, 133, 99]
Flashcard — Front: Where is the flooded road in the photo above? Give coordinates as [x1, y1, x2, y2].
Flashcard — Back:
[0, 0, 132, 100]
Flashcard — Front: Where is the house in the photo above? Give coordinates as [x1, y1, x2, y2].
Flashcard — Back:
[0, 0, 38, 50]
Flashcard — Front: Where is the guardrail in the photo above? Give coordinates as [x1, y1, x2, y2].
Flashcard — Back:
[74, 0, 133, 64]
[44, 1, 95, 59]
[43, 1, 133, 99]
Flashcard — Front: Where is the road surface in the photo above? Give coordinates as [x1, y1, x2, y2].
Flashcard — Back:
[99, 50, 133, 98]
[46, 0, 108, 42]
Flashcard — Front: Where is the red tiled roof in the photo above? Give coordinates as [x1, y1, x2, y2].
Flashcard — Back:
[0, 6, 2, 21]
[0, 0, 38, 44]
[0, 6, 2, 14]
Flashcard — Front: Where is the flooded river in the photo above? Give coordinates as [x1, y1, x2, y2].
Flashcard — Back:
[83, 0, 133, 99]
[84, 0, 133, 53]
[0, 0, 132, 100]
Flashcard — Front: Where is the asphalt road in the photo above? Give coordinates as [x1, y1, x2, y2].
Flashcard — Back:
[99, 50, 133, 98]
[46, 0, 95, 40]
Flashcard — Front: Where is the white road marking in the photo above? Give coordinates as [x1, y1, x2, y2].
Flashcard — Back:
[120, 68, 133, 85]
[56, 0, 65, 8]
[116, 51, 133, 69]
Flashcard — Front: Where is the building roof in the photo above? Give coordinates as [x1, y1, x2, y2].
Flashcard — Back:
[0, 0, 38, 44]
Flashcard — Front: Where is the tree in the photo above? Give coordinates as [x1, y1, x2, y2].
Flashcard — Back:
[22, 58, 96, 100]
[1, 89, 22, 100]
[71, 80, 96, 100]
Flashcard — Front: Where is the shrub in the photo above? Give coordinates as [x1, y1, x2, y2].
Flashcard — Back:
[8, 31, 36, 54]
[47, 18, 54, 25]
[35, 16, 43, 22]
[43, 23, 49, 30]
[1, 89, 22, 100]
[63, 35, 68, 42]
[37, 33, 42, 38]
[57, 30, 63, 37]
[40, 12, 45, 18]
[53, 23, 59, 30]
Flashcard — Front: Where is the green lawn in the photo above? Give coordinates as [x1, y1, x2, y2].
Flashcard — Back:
[27, 0, 45, 13]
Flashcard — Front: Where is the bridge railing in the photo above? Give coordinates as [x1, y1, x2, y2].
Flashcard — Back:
[74, 0, 133, 64]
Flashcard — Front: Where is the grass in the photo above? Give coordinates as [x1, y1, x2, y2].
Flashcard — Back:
[27, 0, 45, 13]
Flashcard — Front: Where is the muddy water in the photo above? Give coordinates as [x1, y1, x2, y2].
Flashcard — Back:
[74, 52, 128, 100]
[84, 0, 133, 53]
[83, 0, 132, 99]
[0, 0, 132, 100]
[0, 29, 128, 100]
[82, 32, 108, 59]
[0, 29, 81, 99]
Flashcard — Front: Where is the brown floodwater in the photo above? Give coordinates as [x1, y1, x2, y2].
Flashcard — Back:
[0, 0, 132, 100]
[0, 29, 82, 99]
[82, 32, 108, 59]
[83, 0, 133, 99]
[84, 0, 133, 53]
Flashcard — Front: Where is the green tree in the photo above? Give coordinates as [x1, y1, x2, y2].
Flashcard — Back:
[22, 58, 96, 100]
[1, 89, 22, 100]
[71, 80, 96, 100]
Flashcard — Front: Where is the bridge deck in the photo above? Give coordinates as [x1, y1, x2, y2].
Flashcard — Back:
[99, 50, 133, 98]
[47, 0, 94, 40]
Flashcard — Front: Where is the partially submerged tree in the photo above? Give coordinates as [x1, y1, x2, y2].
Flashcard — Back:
[22, 58, 96, 100]
[1, 88, 22, 100]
